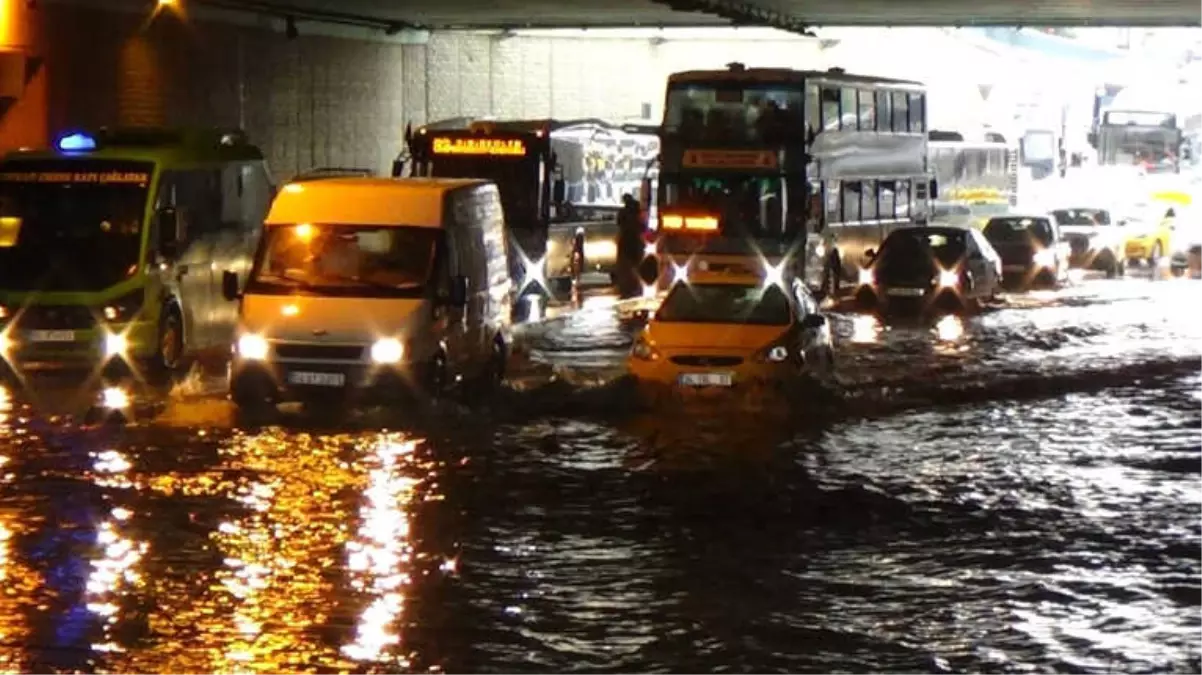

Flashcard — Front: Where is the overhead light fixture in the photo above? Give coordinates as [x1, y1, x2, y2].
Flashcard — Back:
[285, 15, 298, 40]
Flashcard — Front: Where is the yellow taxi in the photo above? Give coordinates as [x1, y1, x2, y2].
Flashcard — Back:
[627, 258, 834, 399]
[1124, 192, 1189, 266]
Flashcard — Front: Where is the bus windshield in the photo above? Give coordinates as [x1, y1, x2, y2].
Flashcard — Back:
[663, 81, 806, 144]
[0, 159, 152, 291]
[429, 153, 541, 228]
[658, 173, 806, 244]
[1098, 126, 1179, 168]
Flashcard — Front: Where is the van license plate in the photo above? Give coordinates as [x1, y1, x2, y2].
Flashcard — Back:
[27, 330, 76, 342]
[287, 371, 346, 387]
[885, 287, 925, 297]
[678, 372, 733, 387]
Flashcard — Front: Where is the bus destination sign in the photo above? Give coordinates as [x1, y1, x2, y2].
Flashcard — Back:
[682, 149, 778, 170]
[0, 171, 150, 185]
[432, 137, 527, 157]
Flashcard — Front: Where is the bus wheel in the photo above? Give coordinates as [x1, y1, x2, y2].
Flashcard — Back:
[151, 307, 184, 380]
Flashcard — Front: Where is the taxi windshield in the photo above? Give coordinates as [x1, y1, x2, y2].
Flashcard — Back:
[1052, 209, 1111, 226]
[656, 282, 792, 326]
[249, 224, 439, 298]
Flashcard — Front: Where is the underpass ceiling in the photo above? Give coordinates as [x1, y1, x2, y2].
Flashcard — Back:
[190, 0, 1202, 28]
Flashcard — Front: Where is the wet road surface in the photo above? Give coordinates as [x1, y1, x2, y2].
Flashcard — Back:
[0, 272, 1199, 673]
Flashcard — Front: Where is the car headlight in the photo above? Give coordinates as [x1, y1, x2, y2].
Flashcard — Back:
[858, 267, 874, 286]
[631, 336, 660, 361]
[937, 269, 960, 288]
[0, 304, 8, 321]
[1033, 248, 1056, 267]
[237, 333, 269, 360]
[100, 289, 145, 323]
[370, 338, 404, 364]
[104, 333, 128, 358]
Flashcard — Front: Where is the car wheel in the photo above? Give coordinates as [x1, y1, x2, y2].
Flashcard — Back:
[150, 306, 185, 381]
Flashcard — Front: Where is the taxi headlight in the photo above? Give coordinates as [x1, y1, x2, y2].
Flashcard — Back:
[237, 334, 269, 360]
[370, 338, 404, 364]
[938, 269, 960, 288]
[766, 345, 789, 363]
[631, 337, 660, 361]
[104, 333, 128, 358]
[1033, 248, 1057, 267]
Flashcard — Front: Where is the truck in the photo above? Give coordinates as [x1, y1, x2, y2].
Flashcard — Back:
[397, 117, 659, 296]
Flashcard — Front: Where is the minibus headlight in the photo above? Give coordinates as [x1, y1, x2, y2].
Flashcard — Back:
[104, 333, 128, 358]
[370, 338, 404, 364]
[237, 334, 269, 360]
[938, 269, 960, 288]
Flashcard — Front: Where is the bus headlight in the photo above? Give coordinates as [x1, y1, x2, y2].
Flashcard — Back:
[370, 338, 404, 364]
[938, 269, 960, 288]
[104, 333, 128, 358]
[237, 334, 269, 360]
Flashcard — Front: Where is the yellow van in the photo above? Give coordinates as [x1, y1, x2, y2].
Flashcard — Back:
[223, 177, 513, 411]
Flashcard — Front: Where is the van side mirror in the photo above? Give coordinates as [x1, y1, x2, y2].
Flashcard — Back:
[222, 270, 240, 301]
[799, 314, 826, 331]
[448, 275, 468, 307]
[552, 179, 566, 204]
[157, 207, 182, 257]
[929, 179, 939, 200]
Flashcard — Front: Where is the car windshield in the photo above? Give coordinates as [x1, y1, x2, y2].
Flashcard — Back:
[0, 159, 152, 291]
[249, 224, 440, 298]
[1052, 209, 1111, 226]
[663, 81, 806, 144]
[880, 229, 967, 268]
[984, 218, 1054, 246]
[655, 282, 792, 326]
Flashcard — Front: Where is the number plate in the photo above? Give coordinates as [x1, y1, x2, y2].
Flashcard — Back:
[26, 330, 76, 342]
[885, 287, 925, 297]
[287, 371, 346, 387]
[678, 372, 734, 387]
[1003, 264, 1027, 272]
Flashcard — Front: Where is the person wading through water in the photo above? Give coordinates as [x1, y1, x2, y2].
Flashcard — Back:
[615, 193, 645, 298]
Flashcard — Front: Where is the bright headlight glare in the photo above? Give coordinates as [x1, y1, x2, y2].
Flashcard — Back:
[104, 333, 128, 357]
[762, 262, 785, 288]
[1033, 248, 1056, 267]
[237, 334, 269, 360]
[858, 267, 874, 286]
[938, 269, 959, 288]
[370, 338, 404, 364]
[101, 386, 130, 410]
[767, 345, 789, 362]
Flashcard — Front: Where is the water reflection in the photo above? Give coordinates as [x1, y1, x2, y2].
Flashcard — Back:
[85, 512, 147, 655]
[341, 436, 422, 666]
[849, 314, 883, 344]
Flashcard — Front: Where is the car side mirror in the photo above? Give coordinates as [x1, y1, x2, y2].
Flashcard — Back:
[799, 314, 826, 331]
[448, 275, 468, 307]
[157, 207, 182, 258]
[222, 270, 240, 301]
[552, 179, 566, 204]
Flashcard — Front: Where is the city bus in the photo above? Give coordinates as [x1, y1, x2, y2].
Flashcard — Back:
[400, 118, 658, 295]
[648, 63, 935, 300]
[0, 128, 273, 381]
[929, 129, 1017, 228]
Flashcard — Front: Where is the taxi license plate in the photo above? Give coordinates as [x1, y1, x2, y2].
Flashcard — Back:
[27, 330, 76, 342]
[1003, 264, 1027, 272]
[678, 372, 733, 387]
[287, 371, 346, 387]
[885, 287, 925, 297]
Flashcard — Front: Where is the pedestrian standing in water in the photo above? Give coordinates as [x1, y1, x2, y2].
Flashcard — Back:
[616, 194, 644, 298]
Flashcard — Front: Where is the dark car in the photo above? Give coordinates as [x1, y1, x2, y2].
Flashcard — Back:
[982, 215, 1067, 289]
[1050, 208, 1125, 278]
[855, 226, 1002, 317]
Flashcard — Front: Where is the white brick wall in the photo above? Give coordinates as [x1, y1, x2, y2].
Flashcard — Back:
[34, 6, 828, 178]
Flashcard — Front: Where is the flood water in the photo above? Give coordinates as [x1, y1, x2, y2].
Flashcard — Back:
[0, 275, 1199, 673]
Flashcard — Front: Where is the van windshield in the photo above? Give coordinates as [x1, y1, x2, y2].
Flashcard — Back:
[247, 224, 440, 298]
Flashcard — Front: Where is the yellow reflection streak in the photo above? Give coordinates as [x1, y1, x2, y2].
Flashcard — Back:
[341, 436, 423, 666]
[0, 435, 36, 673]
[85, 516, 148, 655]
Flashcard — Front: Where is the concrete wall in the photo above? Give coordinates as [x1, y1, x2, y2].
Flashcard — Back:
[17, 4, 827, 178]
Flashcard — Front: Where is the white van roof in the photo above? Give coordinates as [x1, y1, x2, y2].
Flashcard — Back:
[266, 177, 490, 228]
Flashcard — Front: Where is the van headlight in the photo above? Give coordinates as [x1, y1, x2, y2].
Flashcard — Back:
[1033, 248, 1056, 268]
[104, 333, 128, 358]
[370, 338, 404, 364]
[937, 269, 959, 288]
[237, 334, 269, 360]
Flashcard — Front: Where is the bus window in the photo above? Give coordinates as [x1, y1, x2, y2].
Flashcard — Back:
[895, 180, 911, 218]
[875, 90, 892, 132]
[908, 93, 926, 133]
[840, 88, 858, 130]
[878, 180, 896, 218]
[806, 84, 821, 138]
[892, 92, 910, 133]
[842, 181, 861, 222]
[857, 89, 875, 131]
[821, 87, 841, 131]
[825, 180, 841, 225]
[860, 180, 878, 220]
